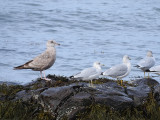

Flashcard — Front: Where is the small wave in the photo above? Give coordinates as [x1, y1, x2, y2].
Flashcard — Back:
[45, 29, 57, 33]
[0, 62, 10, 67]
[0, 48, 16, 52]
[23, 3, 42, 7]
[154, 7, 160, 12]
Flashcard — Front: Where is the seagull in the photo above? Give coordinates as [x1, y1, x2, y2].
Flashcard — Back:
[102, 55, 131, 86]
[72, 62, 104, 87]
[136, 51, 155, 78]
[14, 40, 60, 81]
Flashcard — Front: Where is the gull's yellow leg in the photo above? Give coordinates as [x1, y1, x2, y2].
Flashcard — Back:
[117, 78, 123, 87]
[121, 80, 123, 86]
[144, 72, 145, 78]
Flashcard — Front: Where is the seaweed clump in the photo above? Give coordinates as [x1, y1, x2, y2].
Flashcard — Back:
[0, 84, 54, 120]
[0, 100, 53, 120]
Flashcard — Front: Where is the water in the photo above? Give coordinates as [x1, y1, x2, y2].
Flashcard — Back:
[0, 0, 160, 84]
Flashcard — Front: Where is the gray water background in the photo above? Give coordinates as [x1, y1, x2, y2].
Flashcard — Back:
[0, 0, 160, 84]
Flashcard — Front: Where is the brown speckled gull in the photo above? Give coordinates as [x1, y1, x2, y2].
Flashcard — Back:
[14, 40, 60, 81]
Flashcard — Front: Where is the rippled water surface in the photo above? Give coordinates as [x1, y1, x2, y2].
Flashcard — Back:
[0, 0, 160, 84]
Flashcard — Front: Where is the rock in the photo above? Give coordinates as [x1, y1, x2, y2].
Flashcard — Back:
[94, 82, 133, 109]
[39, 84, 83, 117]
[15, 88, 47, 102]
[37, 78, 160, 119]
[38, 82, 134, 119]
[56, 90, 91, 120]
[127, 85, 151, 106]
[129, 78, 160, 106]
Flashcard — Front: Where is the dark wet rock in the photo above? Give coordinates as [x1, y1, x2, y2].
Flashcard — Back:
[55, 89, 91, 119]
[40, 85, 76, 111]
[91, 82, 133, 109]
[36, 82, 131, 119]
[15, 88, 46, 102]
[127, 78, 159, 106]
[127, 85, 151, 106]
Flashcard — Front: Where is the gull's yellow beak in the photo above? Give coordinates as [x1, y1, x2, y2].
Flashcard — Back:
[101, 64, 105, 66]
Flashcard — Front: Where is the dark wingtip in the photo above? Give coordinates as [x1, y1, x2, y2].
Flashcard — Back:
[147, 70, 157, 72]
[13, 60, 33, 70]
[145, 69, 150, 72]
[101, 72, 103, 75]
[13, 65, 24, 70]
[69, 76, 74, 78]
[145, 69, 157, 72]
[134, 65, 140, 67]
[13, 66, 19, 70]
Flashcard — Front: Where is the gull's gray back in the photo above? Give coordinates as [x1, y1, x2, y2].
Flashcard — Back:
[74, 67, 99, 80]
[104, 64, 128, 78]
